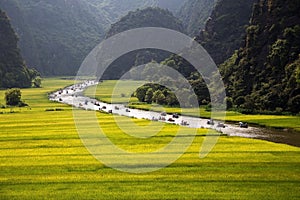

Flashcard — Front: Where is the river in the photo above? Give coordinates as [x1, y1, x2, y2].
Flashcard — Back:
[49, 80, 300, 147]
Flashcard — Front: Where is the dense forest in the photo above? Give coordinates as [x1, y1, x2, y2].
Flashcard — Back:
[0, 9, 38, 89]
[132, 0, 300, 114]
[0, 0, 184, 76]
[221, 0, 300, 113]
[102, 7, 184, 80]
[178, 0, 217, 36]
[134, 0, 256, 107]
[196, 0, 255, 65]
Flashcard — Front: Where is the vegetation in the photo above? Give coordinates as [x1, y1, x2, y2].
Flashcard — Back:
[0, 78, 299, 199]
[0, 0, 185, 76]
[85, 80, 300, 131]
[220, 0, 300, 114]
[0, 9, 39, 89]
[177, 0, 217, 36]
[105, 7, 183, 38]
[102, 7, 184, 79]
[194, 0, 255, 65]
[4, 88, 24, 107]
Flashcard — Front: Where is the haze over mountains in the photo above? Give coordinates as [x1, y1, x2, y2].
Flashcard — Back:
[0, 0, 186, 75]
[0, 0, 299, 113]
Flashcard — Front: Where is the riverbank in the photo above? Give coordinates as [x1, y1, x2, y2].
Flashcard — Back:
[49, 80, 300, 147]
[84, 80, 300, 132]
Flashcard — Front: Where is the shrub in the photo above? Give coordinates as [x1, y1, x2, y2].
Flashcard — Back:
[5, 88, 23, 106]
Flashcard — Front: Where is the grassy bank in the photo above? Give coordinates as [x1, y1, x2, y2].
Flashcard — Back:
[85, 80, 300, 131]
[0, 78, 299, 199]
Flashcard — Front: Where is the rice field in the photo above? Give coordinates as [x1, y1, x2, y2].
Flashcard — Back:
[0, 78, 299, 199]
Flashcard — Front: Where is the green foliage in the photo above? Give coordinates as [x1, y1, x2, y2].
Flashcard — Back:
[0, 0, 165, 76]
[106, 7, 183, 38]
[221, 1, 300, 114]
[102, 7, 184, 79]
[296, 61, 300, 84]
[196, 0, 255, 65]
[152, 90, 166, 104]
[0, 9, 36, 89]
[144, 88, 154, 103]
[136, 86, 149, 102]
[177, 0, 217, 36]
[5, 88, 23, 106]
[33, 76, 42, 88]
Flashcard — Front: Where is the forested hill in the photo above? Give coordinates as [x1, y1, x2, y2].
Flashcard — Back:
[0, 0, 106, 75]
[196, 0, 255, 65]
[0, 0, 168, 76]
[0, 9, 35, 88]
[102, 7, 184, 80]
[221, 0, 300, 113]
[158, 0, 255, 77]
[105, 7, 184, 38]
[178, 0, 218, 36]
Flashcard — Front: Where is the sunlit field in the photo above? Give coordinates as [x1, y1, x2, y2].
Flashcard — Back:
[85, 80, 300, 131]
[0, 78, 299, 199]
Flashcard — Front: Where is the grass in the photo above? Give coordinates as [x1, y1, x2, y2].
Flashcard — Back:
[0, 78, 299, 199]
[85, 80, 300, 131]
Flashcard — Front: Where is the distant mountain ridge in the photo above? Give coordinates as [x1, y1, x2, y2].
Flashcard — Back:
[0, 0, 185, 76]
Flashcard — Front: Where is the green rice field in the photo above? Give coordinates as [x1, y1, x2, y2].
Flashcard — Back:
[0, 78, 299, 199]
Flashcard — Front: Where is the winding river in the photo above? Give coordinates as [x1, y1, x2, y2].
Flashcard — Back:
[49, 81, 300, 147]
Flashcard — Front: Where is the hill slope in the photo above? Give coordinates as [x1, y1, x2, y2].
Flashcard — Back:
[105, 7, 184, 38]
[178, 0, 218, 36]
[196, 0, 255, 65]
[221, 0, 300, 113]
[0, 0, 167, 76]
[0, 9, 35, 88]
[103, 7, 184, 79]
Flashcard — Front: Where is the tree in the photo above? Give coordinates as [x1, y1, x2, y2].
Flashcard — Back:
[5, 88, 23, 106]
[144, 88, 154, 103]
[33, 76, 42, 88]
[136, 86, 149, 102]
[153, 90, 166, 105]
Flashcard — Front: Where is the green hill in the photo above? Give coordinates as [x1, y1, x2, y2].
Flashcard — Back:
[0, 0, 167, 76]
[0, 9, 36, 88]
[0, 0, 105, 75]
[221, 0, 300, 113]
[105, 7, 184, 38]
[177, 0, 217, 36]
[102, 7, 184, 79]
[196, 0, 255, 65]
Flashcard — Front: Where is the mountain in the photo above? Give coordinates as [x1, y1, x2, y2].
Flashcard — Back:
[0, 0, 107, 75]
[0, 0, 169, 76]
[178, 0, 218, 36]
[221, 0, 300, 113]
[105, 7, 184, 38]
[0, 9, 37, 88]
[196, 0, 255, 65]
[102, 7, 184, 79]
[156, 0, 187, 13]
